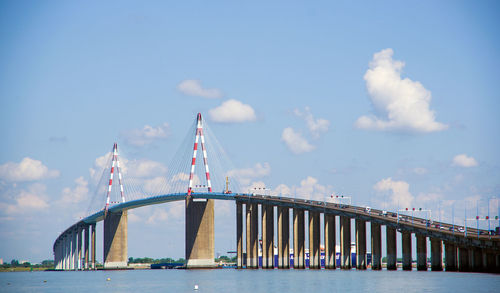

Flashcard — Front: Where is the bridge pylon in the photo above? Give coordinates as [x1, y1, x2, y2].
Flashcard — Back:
[103, 142, 128, 269]
[185, 113, 215, 268]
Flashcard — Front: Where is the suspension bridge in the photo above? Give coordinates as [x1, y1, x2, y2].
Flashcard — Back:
[53, 113, 500, 273]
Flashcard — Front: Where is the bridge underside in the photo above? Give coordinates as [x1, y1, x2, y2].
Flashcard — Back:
[185, 197, 215, 268]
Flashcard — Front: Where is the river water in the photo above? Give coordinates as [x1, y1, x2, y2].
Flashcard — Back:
[1, 269, 499, 293]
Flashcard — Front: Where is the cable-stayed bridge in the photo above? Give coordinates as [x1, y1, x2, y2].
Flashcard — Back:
[53, 113, 500, 273]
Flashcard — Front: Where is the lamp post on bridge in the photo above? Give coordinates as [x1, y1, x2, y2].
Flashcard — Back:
[330, 194, 351, 207]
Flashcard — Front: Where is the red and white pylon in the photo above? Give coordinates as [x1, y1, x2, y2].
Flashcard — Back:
[105, 142, 126, 213]
[188, 113, 212, 195]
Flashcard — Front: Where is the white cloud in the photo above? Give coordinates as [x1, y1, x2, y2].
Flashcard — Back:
[227, 163, 271, 185]
[373, 177, 414, 208]
[452, 154, 478, 167]
[127, 160, 167, 178]
[60, 177, 89, 204]
[281, 127, 315, 154]
[294, 107, 330, 138]
[146, 208, 169, 224]
[120, 123, 170, 146]
[272, 176, 333, 201]
[177, 79, 222, 99]
[143, 176, 169, 194]
[0, 157, 59, 182]
[355, 48, 448, 133]
[0, 183, 49, 214]
[209, 99, 257, 123]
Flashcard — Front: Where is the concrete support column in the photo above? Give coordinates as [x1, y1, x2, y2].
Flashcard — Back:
[340, 216, 351, 270]
[471, 248, 483, 272]
[444, 241, 457, 271]
[262, 204, 274, 269]
[72, 230, 77, 270]
[104, 210, 128, 269]
[355, 219, 366, 270]
[293, 208, 305, 269]
[84, 225, 89, 270]
[431, 238, 443, 271]
[61, 237, 65, 270]
[251, 204, 258, 268]
[67, 234, 72, 270]
[77, 226, 82, 270]
[386, 226, 397, 270]
[236, 202, 243, 268]
[324, 214, 335, 269]
[62, 237, 66, 270]
[458, 247, 470, 272]
[91, 223, 96, 270]
[245, 203, 251, 268]
[371, 222, 382, 270]
[265, 205, 274, 268]
[245, 203, 258, 268]
[416, 234, 427, 271]
[185, 198, 215, 269]
[485, 252, 496, 273]
[401, 231, 412, 271]
[278, 207, 289, 269]
[308, 211, 320, 269]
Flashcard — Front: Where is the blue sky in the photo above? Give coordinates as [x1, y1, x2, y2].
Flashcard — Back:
[1, 0, 499, 263]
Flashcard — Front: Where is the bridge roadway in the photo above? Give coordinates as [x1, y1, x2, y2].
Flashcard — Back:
[53, 192, 500, 272]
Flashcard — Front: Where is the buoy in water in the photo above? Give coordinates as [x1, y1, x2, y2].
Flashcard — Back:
[106, 278, 111, 281]
[194, 284, 199, 290]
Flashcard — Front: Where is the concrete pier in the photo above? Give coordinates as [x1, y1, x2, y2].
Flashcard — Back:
[71, 230, 76, 270]
[104, 210, 128, 269]
[84, 225, 89, 270]
[416, 234, 427, 271]
[293, 208, 305, 269]
[262, 204, 274, 269]
[278, 207, 290, 269]
[471, 248, 483, 272]
[458, 246, 470, 272]
[340, 216, 351, 269]
[91, 223, 96, 270]
[245, 203, 258, 268]
[355, 219, 366, 270]
[236, 202, 243, 268]
[77, 226, 82, 270]
[324, 214, 335, 269]
[309, 211, 320, 269]
[431, 238, 443, 271]
[485, 252, 496, 273]
[401, 231, 412, 271]
[371, 222, 382, 270]
[444, 242, 457, 271]
[386, 226, 397, 270]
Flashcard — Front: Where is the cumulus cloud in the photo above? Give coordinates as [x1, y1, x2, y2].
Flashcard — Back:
[452, 154, 478, 167]
[209, 99, 257, 123]
[281, 127, 315, 154]
[272, 176, 333, 201]
[227, 163, 271, 185]
[60, 177, 89, 204]
[127, 160, 167, 178]
[294, 107, 330, 138]
[373, 177, 414, 208]
[0, 157, 59, 182]
[0, 183, 49, 214]
[177, 79, 222, 99]
[355, 48, 448, 133]
[120, 123, 170, 146]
